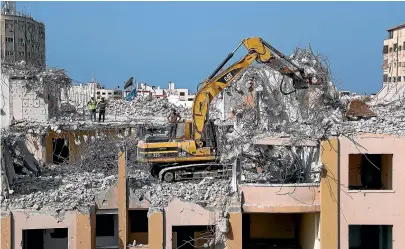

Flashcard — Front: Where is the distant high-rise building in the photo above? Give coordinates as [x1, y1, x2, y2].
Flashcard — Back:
[1, 1, 46, 68]
[383, 22, 405, 85]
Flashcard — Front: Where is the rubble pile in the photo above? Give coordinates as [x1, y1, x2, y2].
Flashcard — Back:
[128, 168, 232, 209]
[239, 145, 321, 183]
[1, 132, 141, 211]
[336, 100, 405, 136]
[2, 165, 117, 212]
[213, 46, 339, 183]
[107, 96, 192, 121]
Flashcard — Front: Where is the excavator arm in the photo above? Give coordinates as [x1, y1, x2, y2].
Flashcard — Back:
[192, 37, 318, 146]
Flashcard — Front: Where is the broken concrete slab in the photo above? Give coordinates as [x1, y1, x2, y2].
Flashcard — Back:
[254, 137, 318, 147]
[346, 99, 376, 119]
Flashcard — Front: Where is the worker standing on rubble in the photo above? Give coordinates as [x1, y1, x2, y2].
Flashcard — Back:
[87, 97, 97, 122]
[97, 97, 107, 122]
[167, 108, 181, 141]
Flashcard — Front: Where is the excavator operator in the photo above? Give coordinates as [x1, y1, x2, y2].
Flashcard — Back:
[167, 108, 181, 141]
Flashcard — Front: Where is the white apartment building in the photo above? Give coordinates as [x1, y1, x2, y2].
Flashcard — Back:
[383, 23, 405, 84]
[96, 88, 123, 100]
[372, 22, 405, 103]
[62, 80, 123, 107]
[135, 82, 167, 98]
[166, 82, 195, 108]
[131, 81, 195, 107]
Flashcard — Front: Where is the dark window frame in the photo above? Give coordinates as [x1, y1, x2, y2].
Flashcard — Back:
[96, 214, 115, 237]
[383, 45, 388, 54]
[129, 210, 148, 233]
[50, 228, 68, 238]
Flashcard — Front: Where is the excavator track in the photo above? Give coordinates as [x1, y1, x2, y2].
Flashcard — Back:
[152, 163, 232, 182]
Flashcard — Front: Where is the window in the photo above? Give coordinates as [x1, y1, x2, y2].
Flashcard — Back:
[389, 47, 392, 53]
[108, 92, 112, 95]
[19, 51, 24, 56]
[188, 98, 194, 101]
[383, 74, 388, 82]
[394, 43, 398, 51]
[388, 77, 391, 82]
[180, 92, 185, 96]
[398, 77, 401, 82]
[5, 51, 14, 56]
[388, 30, 393, 39]
[399, 46, 402, 51]
[97, 96, 100, 99]
[129, 210, 148, 233]
[96, 91, 100, 95]
[50, 228, 68, 238]
[393, 77, 396, 82]
[96, 214, 115, 236]
[349, 225, 392, 249]
[6, 37, 13, 42]
[383, 45, 388, 54]
[19, 38, 24, 43]
[28, 52, 31, 57]
[102, 92, 106, 95]
[348, 154, 392, 190]
[114, 91, 121, 95]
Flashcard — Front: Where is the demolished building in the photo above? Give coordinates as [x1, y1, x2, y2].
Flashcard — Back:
[1, 46, 404, 249]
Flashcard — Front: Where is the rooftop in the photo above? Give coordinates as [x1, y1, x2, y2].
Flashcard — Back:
[387, 22, 405, 31]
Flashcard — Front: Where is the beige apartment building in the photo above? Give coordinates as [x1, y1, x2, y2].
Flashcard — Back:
[383, 23, 405, 84]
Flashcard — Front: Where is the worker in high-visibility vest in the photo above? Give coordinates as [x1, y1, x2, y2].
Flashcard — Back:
[87, 97, 97, 121]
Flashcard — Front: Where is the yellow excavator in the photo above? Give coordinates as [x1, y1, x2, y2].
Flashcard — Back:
[137, 37, 319, 182]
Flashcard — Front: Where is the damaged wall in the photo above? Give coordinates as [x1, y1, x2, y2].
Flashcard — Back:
[12, 209, 94, 249]
[1, 73, 11, 129]
[164, 199, 219, 249]
[339, 134, 405, 249]
[10, 78, 57, 123]
[240, 184, 320, 213]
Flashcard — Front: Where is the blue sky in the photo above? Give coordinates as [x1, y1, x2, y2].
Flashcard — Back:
[18, 1, 405, 94]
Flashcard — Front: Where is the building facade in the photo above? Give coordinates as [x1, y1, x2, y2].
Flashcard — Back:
[166, 82, 195, 108]
[383, 23, 405, 85]
[2, 132, 403, 249]
[62, 81, 123, 108]
[1, 5, 46, 68]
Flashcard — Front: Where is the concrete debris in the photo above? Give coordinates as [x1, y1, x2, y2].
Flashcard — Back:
[0, 133, 138, 212]
[1, 137, 40, 177]
[239, 145, 321, 184]
[128, 169, 232, 210]
[1, 165, 117, 213]
[346, 99, 376, 119]
[105, 96, 192, 121]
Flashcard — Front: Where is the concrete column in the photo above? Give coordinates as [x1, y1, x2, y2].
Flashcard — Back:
[320, 138, 339, 249]
[148, 211, 164, 249]
[1, 212, 12, 249]
[75, 208, 95, 249]
[69, 132, 78, 164]
[225, 213, 242, 249]
[118, 151, 128, 249]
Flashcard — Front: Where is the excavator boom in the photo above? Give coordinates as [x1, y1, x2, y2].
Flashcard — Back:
[192, 37, 317, 144]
